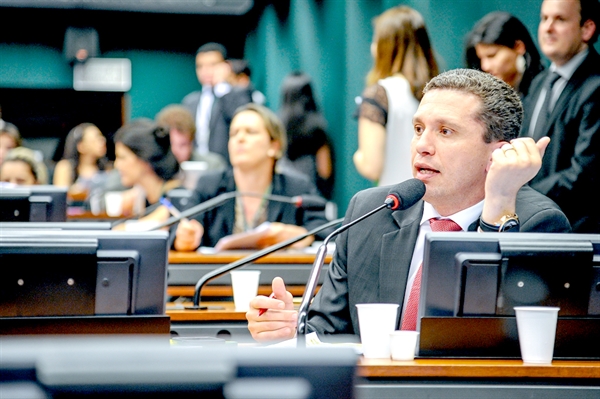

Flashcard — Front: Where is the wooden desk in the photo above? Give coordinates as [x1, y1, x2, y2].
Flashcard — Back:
[67, 208, 121, 221]
[167, 301, 250, 341]
[167, 250, 332, 290]
[167, 301, 281, 342]
[167, 285, 312, 298]
[355, 357, 600, 398]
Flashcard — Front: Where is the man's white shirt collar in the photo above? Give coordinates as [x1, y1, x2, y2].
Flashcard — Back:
[420, 200, 484, 231]
[550, 48, 588, 81]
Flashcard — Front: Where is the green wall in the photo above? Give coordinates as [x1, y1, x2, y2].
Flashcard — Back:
[2, 0, 597, 213]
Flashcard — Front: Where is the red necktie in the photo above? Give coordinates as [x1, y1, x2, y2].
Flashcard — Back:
[400, 218, 462, 331]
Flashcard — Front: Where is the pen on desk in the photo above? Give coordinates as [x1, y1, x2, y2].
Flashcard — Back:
[160, 197, 187, 221]
[258, 292, 276, 316]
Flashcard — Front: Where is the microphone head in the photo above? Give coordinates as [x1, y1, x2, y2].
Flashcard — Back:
[385, 179, 426, 210]
[292, 195, 328, 210]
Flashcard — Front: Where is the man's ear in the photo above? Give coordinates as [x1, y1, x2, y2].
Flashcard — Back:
[486, 141, 506, 172]
[581, 19, 596, 43]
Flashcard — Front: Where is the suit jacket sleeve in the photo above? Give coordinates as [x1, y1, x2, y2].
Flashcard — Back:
[305, 192, 357, 335]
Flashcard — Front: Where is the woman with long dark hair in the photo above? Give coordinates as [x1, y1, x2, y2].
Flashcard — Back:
[465, 11, 544, 97]
[278, 71, 333, 199]
[53, 123, 110, 195]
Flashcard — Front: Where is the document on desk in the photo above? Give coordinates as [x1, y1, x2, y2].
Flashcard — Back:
[267, 332, 362, 354]
[214, 222, 272, 251]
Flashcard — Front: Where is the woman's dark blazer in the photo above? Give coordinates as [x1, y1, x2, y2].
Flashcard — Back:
[183, 168, 330, 248]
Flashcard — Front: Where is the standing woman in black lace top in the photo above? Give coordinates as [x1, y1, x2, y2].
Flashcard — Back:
[353, 6, 438, 186]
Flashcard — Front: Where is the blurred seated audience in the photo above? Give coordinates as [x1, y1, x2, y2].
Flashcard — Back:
[228, 59, 266, 105]
[0, 122, 22, 165]
[155, 104, 227, 169]
[277, 71, 334, 199]
[174, 103, 329, 251]
[1, 147, 48, 185]
[112, 119, 181, 226]
[53, 123, 111, 201]
[465, 11, 544, 98]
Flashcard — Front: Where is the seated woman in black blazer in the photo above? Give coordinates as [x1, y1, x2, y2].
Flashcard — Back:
[174, 103, 329, 251]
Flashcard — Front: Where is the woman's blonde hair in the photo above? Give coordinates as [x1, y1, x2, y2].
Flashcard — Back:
[367, 6, 438, 100]
[4, 147, 48, 184]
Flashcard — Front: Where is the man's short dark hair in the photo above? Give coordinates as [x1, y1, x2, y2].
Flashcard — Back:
[580, 0, 600, 44]
[196, 42, 227, 59]
[229, 59, 250, 77]
[423, 69, 523, 143]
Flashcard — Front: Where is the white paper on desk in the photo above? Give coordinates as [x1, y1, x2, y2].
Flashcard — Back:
[267, 332, 362, 354]
[213, 222, 272, 251]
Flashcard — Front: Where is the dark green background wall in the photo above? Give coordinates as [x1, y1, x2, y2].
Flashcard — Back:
[1, 0, 596, 212]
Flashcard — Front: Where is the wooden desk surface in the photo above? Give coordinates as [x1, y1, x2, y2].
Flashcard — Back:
[357, 357, 600, 379]
[169, 250, 332, 264]
[168, 285, 313, 298]
[167, 302, 247, 321]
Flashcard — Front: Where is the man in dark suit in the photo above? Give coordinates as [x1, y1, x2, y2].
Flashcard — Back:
[181, 43, 252, 164]
[520, 0, 600, 233]
[246, 68, 571, 342]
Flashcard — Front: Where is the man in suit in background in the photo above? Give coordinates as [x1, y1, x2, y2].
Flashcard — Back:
[520, 0, 599, 233]
[182, 43, 253, 164]
[246, 68, 571, 342]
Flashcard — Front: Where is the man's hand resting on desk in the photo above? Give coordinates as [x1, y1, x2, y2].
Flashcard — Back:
[247, 277, 298, 342]
[174, 219, 203, 252]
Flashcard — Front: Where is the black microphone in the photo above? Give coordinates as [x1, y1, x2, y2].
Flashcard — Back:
[149, 191, 328, 231]
[149, 191, 238, 230]
[184, 217, 344, 310]
[296, 178, 426, 347]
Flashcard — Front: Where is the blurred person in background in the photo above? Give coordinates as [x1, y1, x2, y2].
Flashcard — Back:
[465, 11, 545, 98]
[0, 122, 22, 166]
[112, 119, 181, 221]
[278, 71, 334, 199]
[353, 6, 438, 186]
[155, 104, 227, 169]
[174, 103, 329, 251]
[1, 147, 48, 185]
[53, 123, 111, 199]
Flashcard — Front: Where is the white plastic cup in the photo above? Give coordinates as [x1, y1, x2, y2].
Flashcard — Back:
[230, 270, 261, 312]
[356, 303, 399, 358]
[390, 330, 420, 361]
[104, 191, 124, 217]
[514, 306, 560, 364]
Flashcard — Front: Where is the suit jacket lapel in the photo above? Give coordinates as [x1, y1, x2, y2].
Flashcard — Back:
[541, 49, 596, 138]
[378, 202, 423, 325]
[521, 74, 545, 136]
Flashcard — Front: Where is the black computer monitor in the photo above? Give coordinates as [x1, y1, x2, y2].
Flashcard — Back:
[0, 185, 68, 222]
[0, 230, 169, 317]
[419, 232, 600, 358]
